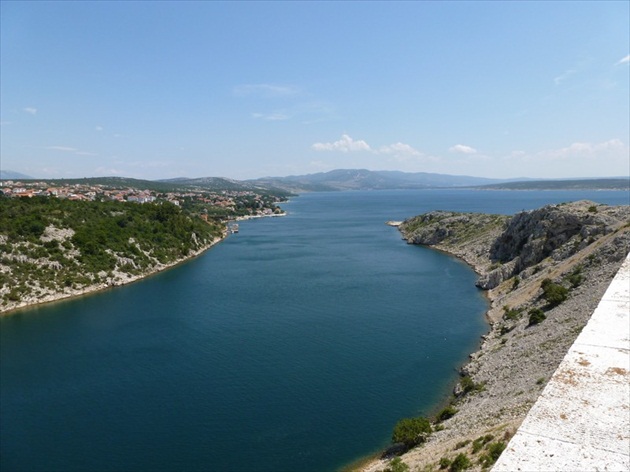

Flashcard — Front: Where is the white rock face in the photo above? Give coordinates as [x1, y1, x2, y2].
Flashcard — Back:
[40, 225, 75, 242]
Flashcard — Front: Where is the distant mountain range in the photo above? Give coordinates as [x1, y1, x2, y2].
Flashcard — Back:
[159, 176, 283, 192]
[2, 168, 627, 192]
[179, 170, 629, 192]
[246, 169, 514, 192]
[0, 170, 33, 180]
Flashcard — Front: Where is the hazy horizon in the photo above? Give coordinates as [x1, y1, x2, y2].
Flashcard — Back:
[2, 167, 629, 184]
[1, 2, 628, 181]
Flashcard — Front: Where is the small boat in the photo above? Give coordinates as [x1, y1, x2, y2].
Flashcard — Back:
[230, 223, 239, 234]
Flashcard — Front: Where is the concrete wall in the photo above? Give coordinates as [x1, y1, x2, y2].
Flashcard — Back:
[493, 254, 630, 471]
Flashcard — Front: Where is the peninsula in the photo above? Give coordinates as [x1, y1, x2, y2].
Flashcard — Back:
[0, 181, 287, 314]
[361, 200, 630, 471]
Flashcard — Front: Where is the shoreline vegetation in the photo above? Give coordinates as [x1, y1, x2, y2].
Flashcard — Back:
[356, 200, 630, 472]
[1, 233, 224, 316]
[1, 213, 290, 316]
[0, 193, 287, 316]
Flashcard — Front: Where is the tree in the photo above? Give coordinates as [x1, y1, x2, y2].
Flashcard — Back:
[391, 416, 432, 448]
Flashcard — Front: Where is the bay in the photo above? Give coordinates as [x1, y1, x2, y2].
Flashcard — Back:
[1, 189, 627, 471]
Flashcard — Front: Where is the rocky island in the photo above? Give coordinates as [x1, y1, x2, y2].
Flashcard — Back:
[361, 200, 629, 472]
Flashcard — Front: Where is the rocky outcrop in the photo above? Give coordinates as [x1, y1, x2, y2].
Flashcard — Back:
[482, 201, 628, 287]
[362, 200, 630, 472]
[400, 211, 508, 277]
[401, 201, 630, 290]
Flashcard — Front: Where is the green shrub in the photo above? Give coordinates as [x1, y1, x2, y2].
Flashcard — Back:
[502, 306, 522, 321]
[528, 308, 546, 326]
[566, 265, 584, 288]
[567, 273, 583, 288]
[472, 434, 494, 453]
[7, 289, 21, 302]
[459, 376, 485, 395]
[449, 453, 472, 472]
[384, 457, 409, 472]
[540, 278, 568, 306]
[436, 405, 458, 422]
[511, 276, 520, 291]
[479, 441, 506, 467]
[391, 416, 432, 448]
[455, 439, 471, 450]
[439, 457, 451, 469]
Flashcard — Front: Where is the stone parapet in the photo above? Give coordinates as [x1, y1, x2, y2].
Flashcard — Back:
[493, 254, 630, 471]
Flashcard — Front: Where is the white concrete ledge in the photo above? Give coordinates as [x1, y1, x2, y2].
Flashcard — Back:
[493, 254, 630, 472]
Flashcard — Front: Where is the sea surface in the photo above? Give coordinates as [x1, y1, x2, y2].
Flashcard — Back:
[1, 189, 628, 472]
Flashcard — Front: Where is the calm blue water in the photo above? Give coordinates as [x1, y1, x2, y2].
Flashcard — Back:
[1, 189, 627, 472]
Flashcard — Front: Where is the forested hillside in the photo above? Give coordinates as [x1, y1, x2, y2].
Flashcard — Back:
[0, 197, 224, 312]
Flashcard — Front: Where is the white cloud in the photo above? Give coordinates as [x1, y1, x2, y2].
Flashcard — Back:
[252, 112, 290, 121]
[251, 101, 337, 123]
[379, 142, 423, 156]
[95, 126, 104, 131]
[540, 139, 625, 160]
[312, 135, 429, 162]
[615, 55, 630, 66]
[234, 84, 299, 98]
[449, 144, 477, 154]
[45, 145, 98, 157]
[46, 146, 78, 152]
[23, 107, 37, 115]
[553, 69, 576, 85]
[312, 134, 372, 153]
[491, 139, 629, 178]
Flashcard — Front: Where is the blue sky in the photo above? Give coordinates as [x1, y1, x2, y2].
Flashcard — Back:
[1, 1, 628, 180]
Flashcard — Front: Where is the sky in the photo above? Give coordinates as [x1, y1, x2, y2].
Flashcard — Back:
[1, 1, 628, 181]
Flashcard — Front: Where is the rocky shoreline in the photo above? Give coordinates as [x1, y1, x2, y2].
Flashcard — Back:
[1, 211, 289, 316]
[359, 201, 630, 472]
[0, 233, 226, 316]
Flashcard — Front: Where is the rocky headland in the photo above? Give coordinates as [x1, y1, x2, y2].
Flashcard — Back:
[361, 200, 630, 472]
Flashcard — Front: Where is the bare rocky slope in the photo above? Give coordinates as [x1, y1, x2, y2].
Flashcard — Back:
[360, 200, 630, 472]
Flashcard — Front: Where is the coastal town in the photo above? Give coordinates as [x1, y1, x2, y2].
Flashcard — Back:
[0, 176, 290, 315]
[0, 178, 287, 220]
